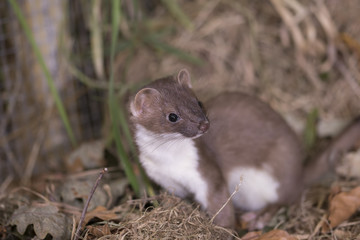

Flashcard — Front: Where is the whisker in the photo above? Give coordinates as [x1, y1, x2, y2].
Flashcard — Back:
[137, 131, 186, 153]
[151, 135, 186, 152]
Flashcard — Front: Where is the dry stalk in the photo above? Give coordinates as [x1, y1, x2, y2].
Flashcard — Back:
[22, 108, 52, 185]
[210, 177, 243, 223]
[296, 53, 323, 89]
[336, 61, 360, 99]
[0, 175, 14, 199]
[71, 215, 76, 240]
[1, 76, 23, 177]
[271, 0, 307, 51]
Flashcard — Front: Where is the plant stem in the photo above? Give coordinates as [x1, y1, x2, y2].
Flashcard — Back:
[8, 0, 77, 146]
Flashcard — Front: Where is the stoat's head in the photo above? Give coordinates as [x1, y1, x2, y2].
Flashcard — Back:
[130, 69, 209, 138]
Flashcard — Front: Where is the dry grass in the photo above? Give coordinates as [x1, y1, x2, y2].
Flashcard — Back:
[79, 178, 360, 239]
[119, 0, 360, 122]
[83, 194, 237, 240]
[280, 178, 360, 239]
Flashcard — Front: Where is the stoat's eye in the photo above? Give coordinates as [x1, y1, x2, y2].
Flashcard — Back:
[198, 101, 204, 109]
[168, 113, 179, 123]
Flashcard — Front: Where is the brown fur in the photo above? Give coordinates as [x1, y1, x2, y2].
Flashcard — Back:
[131, 75, 208, 138]
[195, 140, 235, 227]
[202, 92, 304, 205]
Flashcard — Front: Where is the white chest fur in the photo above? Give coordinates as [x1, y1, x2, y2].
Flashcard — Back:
[134, 125, 209, 208]
[227, 166, 279, 211]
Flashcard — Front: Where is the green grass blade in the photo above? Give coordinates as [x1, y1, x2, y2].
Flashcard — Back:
[8, 0, 76, 146]
[160, 0, 193, 29]
[109, 0, 140, 196]
[303, 109, 318, 151]
[117, 105, 135, 153]
[116, 102, 156, 197]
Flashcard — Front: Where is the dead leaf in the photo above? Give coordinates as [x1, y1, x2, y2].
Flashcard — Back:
[257, 229, 297, 240]
[242, 231, 262, 240]
[59, 178, 108, 210]
[86, 224, 111, 237]
[242, 230, 297, 240]
[83, 206, 119, 226]
[9, 204, 71, 239]
[65, 140, 105, 173]
[322, 186, 360, 232]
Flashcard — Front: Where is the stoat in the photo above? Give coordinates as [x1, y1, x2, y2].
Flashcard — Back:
[129, 69, 360, 228]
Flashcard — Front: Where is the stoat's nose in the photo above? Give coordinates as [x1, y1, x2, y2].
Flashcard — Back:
[199, 120, 210, 133]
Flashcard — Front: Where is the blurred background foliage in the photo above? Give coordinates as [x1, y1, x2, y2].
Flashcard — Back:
[1, 0, 360, 195]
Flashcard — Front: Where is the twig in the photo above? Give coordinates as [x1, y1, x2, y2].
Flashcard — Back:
[73, 168, 108, 240]
[338, 220, 360, 228]
[22, 108, 51, 185]
[11, 186, 50, 202]
[0, 175, 14, 199]
[337, 60, 360, 99]
[296, 53, 323, 89]
[309, 213, 327, 238]
[210, 177, 243, 223]
[71, 215, 77, 240]
[42, 166, 120, 181]
[0, 68, 22, 177]
[270, 0, 306, 51]
[2, 144, 21, 180]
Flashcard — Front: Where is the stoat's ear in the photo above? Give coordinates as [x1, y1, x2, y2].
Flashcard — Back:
[130, 88, 160, 117]
[177, 68, 192, 88]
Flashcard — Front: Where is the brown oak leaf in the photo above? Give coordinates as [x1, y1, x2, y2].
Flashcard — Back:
[322, 186, 360, 232]
[241, 231, 262, 240]
[242, 229, 297, 240]
[9, 204, 71, 239]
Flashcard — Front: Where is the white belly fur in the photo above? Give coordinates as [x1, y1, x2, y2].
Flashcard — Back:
[134, 125, 209, 208]
[228, 167, 279, 211]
